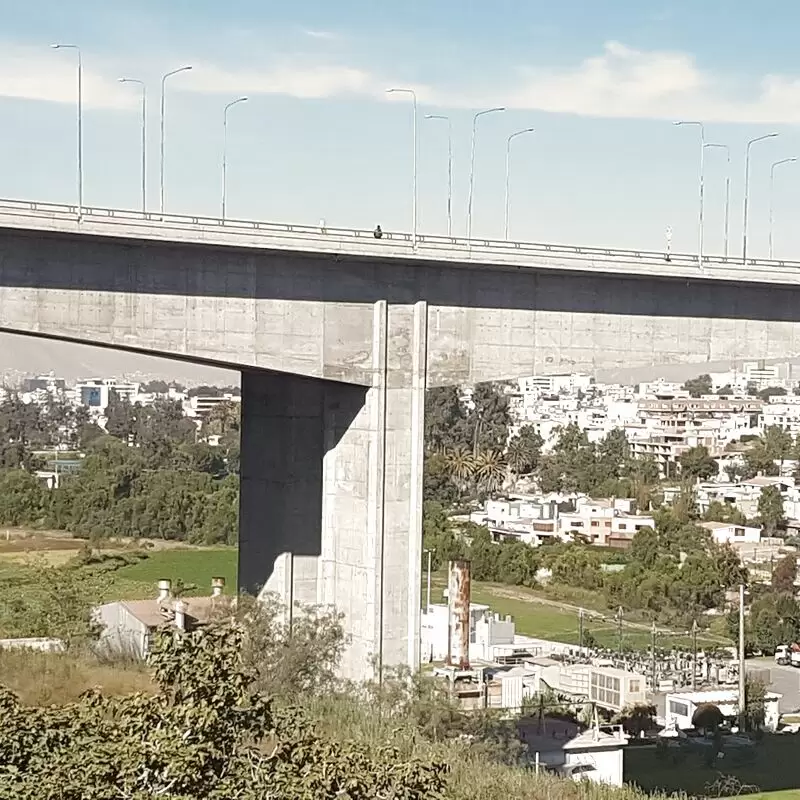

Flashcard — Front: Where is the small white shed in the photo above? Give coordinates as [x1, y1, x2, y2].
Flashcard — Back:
[665, 689, 782, 732]
[562, 728, 627, 786]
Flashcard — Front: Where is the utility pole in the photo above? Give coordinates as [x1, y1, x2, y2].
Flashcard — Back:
[651, 621, 658, 692]
[738, 583, 747, 731]
[691, 620, 698, 691]
[616, 606, 624, 657]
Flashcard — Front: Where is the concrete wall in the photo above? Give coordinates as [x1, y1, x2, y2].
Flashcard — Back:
[4, 228, 800, 386]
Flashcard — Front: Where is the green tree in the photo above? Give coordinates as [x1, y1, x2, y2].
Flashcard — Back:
[537, 422, 598, 493]
[773, 554, 798, 593]
[466, 383, 511, 455]
[0, 469, 48, 525]
[678, 445, 717, 481]
[104, 392, 137, 442]
[423, 452, 459, 505]
[683, 374, 712, 398]
[474, 449, 507, 494]
[505, 425, 543, 479]
[758, 484, 786, 535]
[425, 386, 467, 453]
[630, 526, 659, 569]
[704, 500, 747, 525]
[758, 386, 788, 402]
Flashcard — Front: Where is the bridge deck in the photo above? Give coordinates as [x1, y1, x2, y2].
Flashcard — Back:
[0, 197, 798, 285]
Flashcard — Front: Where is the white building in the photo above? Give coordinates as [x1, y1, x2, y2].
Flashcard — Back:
[75, 378, 140, 411]
[559, 498, 655, 546]
[699, 521, 761, 545]
[762, 402, 800, 434]
[665, 689, 781, 732]
[518, 373, 593, 398]
[692, 476, 795, 520]
[185, 393, 242, 419]
[475, 498, 562, 546]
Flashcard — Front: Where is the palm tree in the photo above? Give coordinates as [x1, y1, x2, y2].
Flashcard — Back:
[442, 446, 476, 494]
[506, 437, 531, 477]
[474, 449, 507, 494]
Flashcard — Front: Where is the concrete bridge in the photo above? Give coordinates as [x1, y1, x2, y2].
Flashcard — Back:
[2, 197, 800, 679]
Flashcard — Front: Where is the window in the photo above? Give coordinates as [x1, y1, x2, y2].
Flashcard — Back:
[618, 523, 627, 531]
[734, 528, 745, 537]
[591, 521, 599, 528]
[629, 680, 641, 694]
[669, 700, 689, 718]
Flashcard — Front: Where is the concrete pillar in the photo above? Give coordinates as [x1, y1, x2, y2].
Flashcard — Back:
[238, 300, 428, 681]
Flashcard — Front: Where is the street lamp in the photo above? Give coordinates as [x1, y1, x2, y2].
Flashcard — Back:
[160, 65, 193, 214]
[118, 78, 147, 213]
[386, 88, 418, 247]
[504, 127, 535, 240]
[703, 143, 731, 258]
[769, 157, 797, 260]
[425, 114, 452, 237]
[743, 132, 779, 262]
[467, 107, 505, 241]
[221, 96, 248, 220]
[673, 121, 705, 265]
[51, 44, 82, 217]
[423, 549, 433, 612]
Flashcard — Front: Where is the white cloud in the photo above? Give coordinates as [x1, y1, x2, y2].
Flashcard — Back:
[5, 35, 800, 126]
[497, 41, 800, 124]
[186, 61, 378, 99]
[303, 29, 338, 41]
[0, 45, 134, 110]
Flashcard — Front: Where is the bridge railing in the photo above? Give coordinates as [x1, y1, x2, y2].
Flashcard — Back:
[1, 197, 799, 273]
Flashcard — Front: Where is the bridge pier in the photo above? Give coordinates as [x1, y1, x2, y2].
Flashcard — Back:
[238, 300, 428, 679]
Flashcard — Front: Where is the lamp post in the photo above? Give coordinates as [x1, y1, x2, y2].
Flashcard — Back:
[769, 157, 797, 260]
[160, 65, 193, 214]
[504, 127, 535, 240]
[423, 549, 433, 612]
[386, 88, 418, 247]
[221, 96, 248, 220]
[467, 107, 505, 241]
[51, 44, 82, 217]
[703, 143, 731, 258]
[118, 78, 147, 213]
[743, 132, 779, 262]
[673, 121, 705, 265]
[425, 114, 452, 237]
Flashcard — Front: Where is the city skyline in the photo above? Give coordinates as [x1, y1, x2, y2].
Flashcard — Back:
[2, 2, 800, 257]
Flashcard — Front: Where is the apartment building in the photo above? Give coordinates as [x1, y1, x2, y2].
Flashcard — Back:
[559, 498, 655, 546]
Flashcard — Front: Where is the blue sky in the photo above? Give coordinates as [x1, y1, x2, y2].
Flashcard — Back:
[4, 1, 800, 257]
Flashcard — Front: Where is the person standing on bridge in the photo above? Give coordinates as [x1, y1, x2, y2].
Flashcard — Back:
[374, 225, 383, 239]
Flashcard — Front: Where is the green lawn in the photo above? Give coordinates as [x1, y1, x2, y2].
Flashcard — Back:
[424, 571, 726, 650]
[625, 737, 800, 798]
[104, 547, 238, 600]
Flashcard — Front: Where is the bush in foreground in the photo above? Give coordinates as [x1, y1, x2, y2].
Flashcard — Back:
[0, 623, 447, 799]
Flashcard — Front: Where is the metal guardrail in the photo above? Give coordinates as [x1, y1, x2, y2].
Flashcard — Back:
[1, 196, 799, 273]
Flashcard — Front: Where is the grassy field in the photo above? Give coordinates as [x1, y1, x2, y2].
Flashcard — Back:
[625, 737, 800, 798]
[0, 535, 238, 601]
[104, 547, 238, 599]
[425, 570, 728, 650]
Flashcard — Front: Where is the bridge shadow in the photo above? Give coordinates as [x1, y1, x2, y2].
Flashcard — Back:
[1, 226, 799, 322]
[238, 368, 367, 600]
